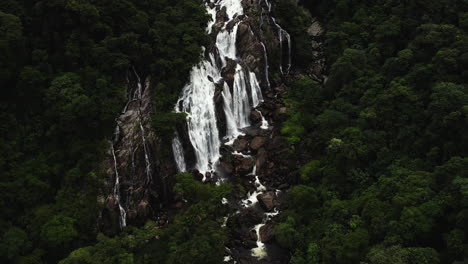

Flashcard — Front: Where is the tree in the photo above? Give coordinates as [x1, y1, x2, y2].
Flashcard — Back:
[0, 227, 31, 260]
[40, 215, 78, 249]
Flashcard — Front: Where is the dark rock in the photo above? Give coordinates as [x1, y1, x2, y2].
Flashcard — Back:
[215, 7, 228, 27]
[244, 127, 264, 137]
[106, 195, 118, 211]
[193, 170, 204, 181]
[233, 138, 249, 152]
[274, 107, 287, 119]
[259, 224, 275, 243]
[219, 160, 234, 174]
[256, 148, 267, 171]
[127, 210, 137, 222]
[234, 155, 255, 176]
[249, 229, 258, 241]
[257, 191, 276, 212]
[267, 136, 287, 151]
[274, 85, 286, 93]
[250, 110, 262, 123]
[250, 136, 266, 150]
[205, 171, 212, 181]
[137, 200, 151, 218]
[222, 59, 237, 88]
[278, 183, 289, 190]
[227, 208, 262, 229]
[243, 240, 258, 249]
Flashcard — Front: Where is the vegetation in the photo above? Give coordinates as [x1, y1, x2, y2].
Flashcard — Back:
[2, 0, 467, 263]
[278, 0, 468, 263]
[0, 0, 208, 263]
[59, 173, 231, 264]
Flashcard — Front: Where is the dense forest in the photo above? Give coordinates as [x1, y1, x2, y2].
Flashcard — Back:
[1, 0, 467, 263]
[0, 0, 208, 263]
[277, 0, 468, 263]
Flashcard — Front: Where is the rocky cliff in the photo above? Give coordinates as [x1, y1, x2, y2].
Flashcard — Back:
[100, 68, 177, 234]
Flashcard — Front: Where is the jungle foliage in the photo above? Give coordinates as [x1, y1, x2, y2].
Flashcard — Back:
[278, 0, 468, 263]
[0, 0, 208, 263]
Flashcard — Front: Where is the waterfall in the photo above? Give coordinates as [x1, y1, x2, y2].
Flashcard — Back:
[222, 82, 240, 138]
[172, 1, 290, 260]
[260, 42, 271, 88]
[232, 65, 252, 129]
[110, 68, 154, 229]
[111, 143, 126, 228]
[249, 71, 264, 107]
[139, 117, 152, 185]
[132, 69, 153, 185]
[216, 23, 240, 67]
[172, 132, 187, 172]
[174, 0, 269, 173]
[175, 57, 221, 173]
[266, 0, 292, 75]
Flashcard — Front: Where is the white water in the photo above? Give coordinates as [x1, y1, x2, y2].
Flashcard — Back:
[111, 69, 154, 229]
[176, 57, 221, 174]
[129, 68, 153, 185]
[172, 132, 187, 172]
[266, 0, 292, 75]
[174, 0, 268, 173]
[139, 118, 152, 185]
[172, 0, 289, 260]
[232, 65, 252, 128]
[216, 23, 240, 67]
[252, 224, 267, 259]
[111, 144, 127, 228]
[260, 42, 271, 88]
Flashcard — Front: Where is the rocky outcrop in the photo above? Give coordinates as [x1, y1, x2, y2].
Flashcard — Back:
[307, 18, 326, 82]
[100, 69, 177, 234]
[257, 192, 277, 212]
[259, 223, 275, 243]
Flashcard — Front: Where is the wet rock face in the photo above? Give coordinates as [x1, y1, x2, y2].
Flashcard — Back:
[250, 136, 266, 150]
[101, 70, 177, 234]
[257, 191, 277, 212]
[234, 155, 255, 176]
[259, 223, 275, 243]
[228, 208, 263, 230]
[234, 138, 249, 152]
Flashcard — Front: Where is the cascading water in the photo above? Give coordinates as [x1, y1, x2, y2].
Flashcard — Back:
[263, 0, 291, 75]
[172, 132, 187, 173]
[110, 68, 154, 229]
[175, 56, 222, 174]
[132, 69, 153, 185]
[174, 0, 267, 174]
[172, 0, 291, 261]
[111, 144, 126, 229]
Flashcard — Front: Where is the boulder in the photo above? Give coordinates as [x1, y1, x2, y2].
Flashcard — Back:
[235, 156, 255, 176]
[250, 136, 266, 150]
[257, 191, 276, 212]
[249, 110, 262, 123]
[274, 107, 287, 119]
[259, 224, 275, 243]
[106, 195, 118, 211]
[227, 208, 262, 228]
[137, 200, 151, 218]
[267, 136, 287, 151]
[249, 229, 258, 241]
[256, 148, 267, 171]
[218, 160, 234, 174]
[233, 138, 249, 152]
